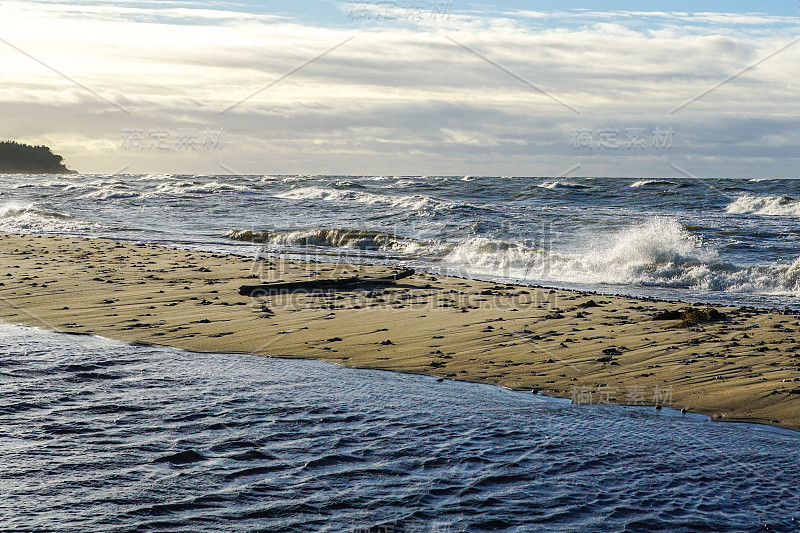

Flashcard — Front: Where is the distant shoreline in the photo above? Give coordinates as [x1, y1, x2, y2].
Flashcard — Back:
[0, 141, 75, 174]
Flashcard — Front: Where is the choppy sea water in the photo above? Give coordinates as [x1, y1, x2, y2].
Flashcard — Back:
[2, 174, 800, 309]
[1, 324, 799, 533]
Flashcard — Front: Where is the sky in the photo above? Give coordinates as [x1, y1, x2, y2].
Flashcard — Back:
[2, 0, 800, 176]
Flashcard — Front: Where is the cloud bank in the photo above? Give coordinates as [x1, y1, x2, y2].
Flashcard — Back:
[2, 1, 799, 176]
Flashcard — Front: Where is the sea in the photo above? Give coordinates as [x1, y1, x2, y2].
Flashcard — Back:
[1, 174, 799, 532]
[2, 174, 800, 309]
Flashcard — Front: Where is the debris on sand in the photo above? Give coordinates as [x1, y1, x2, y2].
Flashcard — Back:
[653, 307, 726, 328]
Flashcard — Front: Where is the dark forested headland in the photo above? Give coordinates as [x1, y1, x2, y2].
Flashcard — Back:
[0, 141, 76, 174]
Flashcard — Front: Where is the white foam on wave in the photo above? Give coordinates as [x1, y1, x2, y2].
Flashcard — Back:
[83, 189, 141, 200]
[538, 181, 588, 190]
[630, 179, 674, 188]
[726, 195, 800, 216]
[0, 202, 100, 232]
[181, 181, 251, 194]
[441, 237, 544, 278]
[274, 186, 446, 213]
[0, 202, 37, 219]
[10, 176, 98, 192]
[389, 179, 421, 189]
[143, 180, 253, 197]
[261, 175, 303, 184]
[600, 217, 714, 267]
[81, 179, 254, 199]
[151, 180, 195, 194]
[225, 216, 800, 297]
[442, 218, 712, 285]
[719, 257, 800, 297]
[438, 218, 800, 296]
[226, 228, 406, 251]
[75, 178, 138, 200]
[12, 179, 71, 189]
[137, 174, 175, 181]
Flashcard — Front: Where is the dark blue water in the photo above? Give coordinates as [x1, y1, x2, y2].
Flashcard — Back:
[2, 175, 800, 309]
[1, 324, 798, 533]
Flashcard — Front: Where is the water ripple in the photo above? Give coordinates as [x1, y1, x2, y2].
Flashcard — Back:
[0, 323, 798, 532]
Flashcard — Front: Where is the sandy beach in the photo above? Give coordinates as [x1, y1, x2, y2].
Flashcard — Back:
[1, 231, 798, 431]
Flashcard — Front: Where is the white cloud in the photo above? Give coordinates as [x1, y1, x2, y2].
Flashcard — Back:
[2, 1, 800, 176]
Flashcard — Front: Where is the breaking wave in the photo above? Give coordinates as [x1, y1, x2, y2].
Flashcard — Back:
[225, 228, 408, 251]
[630, 179, 675, 188]
[82, 189, 141, 200]
[5, 172, 800, 305]
[537, 181, 589, 190]
[274, 186, 448, 213]
[226, 218, 800, 297]
[74, 179, 255, 200]
[440, 218, 800, 297]
[0, 202, 100, 232]
[726, 195, 800, 216]
[178, 181, 252, 195]
[442, 218, 710, 284]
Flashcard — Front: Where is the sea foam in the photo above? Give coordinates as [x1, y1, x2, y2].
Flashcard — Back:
[0, 202, 99, 232]
[537, 181, 589, 190]
[629, 179, 675, 188]
[274, 186, 446, 213]
[726, 195, 800, 216]
[441, 218, 711, 286]
[439, 218, 800, 296]
[226, 228, 404, 251]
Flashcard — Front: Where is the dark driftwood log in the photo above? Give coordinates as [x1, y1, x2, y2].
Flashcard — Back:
[239, 269, 415, 297]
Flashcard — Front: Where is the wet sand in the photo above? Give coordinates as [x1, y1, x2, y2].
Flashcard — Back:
[1, 232, 799, 431]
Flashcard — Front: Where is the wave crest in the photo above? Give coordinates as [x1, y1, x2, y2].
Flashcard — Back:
[226, 228, 404, 251]
[726, 195, 800, 216]
[0, 202, 99, 232]
[437, 218, 800, 295]
[630, 179, 675, 188]
[537, 181, 589, 190]
[274, 186, 448, 213]
[229, 218, 800, 298]
[441, 218, 713, 286]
